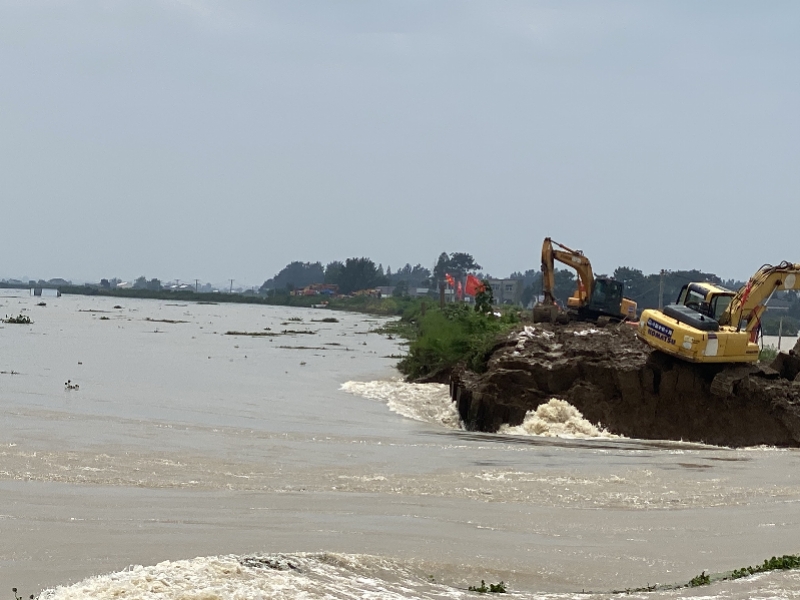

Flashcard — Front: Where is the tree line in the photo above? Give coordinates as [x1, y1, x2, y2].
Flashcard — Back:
[88, 253, 799, 335]
[258, 252, 482, 297]
[257, 256, 800, 334]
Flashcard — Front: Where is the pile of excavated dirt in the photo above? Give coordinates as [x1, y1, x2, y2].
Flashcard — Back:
[450, 322, 800, 447]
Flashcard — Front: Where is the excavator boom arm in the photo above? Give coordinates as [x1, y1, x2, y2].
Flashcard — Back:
[721, 262, 800, 331]
[540, 237, 594, 304]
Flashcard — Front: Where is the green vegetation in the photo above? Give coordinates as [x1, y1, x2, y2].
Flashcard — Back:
[688, 571, 710, 587]
[3, 314, 31, 324]
[473, 280, 494, 314]
[468, 580, 506, 593]
[731, 554, 800, 580]
[396, 303, 519, 380]
[433, 252, 481, 282]
[260, 261, 326, 293]
[759, 344, 779, 362]
[614, 553, 800, 594]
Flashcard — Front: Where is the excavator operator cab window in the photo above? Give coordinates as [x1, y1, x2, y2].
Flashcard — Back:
[589, 278, 623, 312]
[710, 294, 733, 321]
[677, 286, 710, 316]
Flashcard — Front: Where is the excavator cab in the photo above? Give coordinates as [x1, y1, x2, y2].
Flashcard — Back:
[582, 277, 625, 319]
[675, 283, 734, 321]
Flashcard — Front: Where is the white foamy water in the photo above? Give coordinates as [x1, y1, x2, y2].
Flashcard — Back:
[499, 399, 620, 439]
[40, 552, 800, 600]
[341, 379, 461, 429]
[342, 381, 617, 440]
[41, 553, 465, 600]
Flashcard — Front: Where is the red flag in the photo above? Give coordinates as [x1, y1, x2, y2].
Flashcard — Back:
[456, 280, 463, 300]
[465, 274, 484, 296]
[445, 273, 455, 287]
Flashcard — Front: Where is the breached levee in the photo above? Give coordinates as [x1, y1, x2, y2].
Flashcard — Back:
[450, 322, 800, 447]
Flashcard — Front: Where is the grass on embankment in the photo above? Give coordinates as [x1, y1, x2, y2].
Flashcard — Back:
[379, 303, 521, 381]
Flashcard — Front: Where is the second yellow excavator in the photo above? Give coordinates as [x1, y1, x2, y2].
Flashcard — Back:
[638, 261, 800, 363]
[534, 237, 637, 323]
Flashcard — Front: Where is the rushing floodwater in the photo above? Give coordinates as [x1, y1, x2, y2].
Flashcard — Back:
[1, 292, 800, 598]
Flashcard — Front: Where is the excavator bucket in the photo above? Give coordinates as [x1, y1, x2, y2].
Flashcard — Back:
[532, 304, 558, 323]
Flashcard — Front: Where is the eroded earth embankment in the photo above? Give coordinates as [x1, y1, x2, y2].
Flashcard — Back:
[450, 323, 800, 447]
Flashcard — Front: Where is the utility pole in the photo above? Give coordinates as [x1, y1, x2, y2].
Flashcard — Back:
[195, 279, 199, 293]
[658, 269, 666, 310]
[230, 279, 234, 294]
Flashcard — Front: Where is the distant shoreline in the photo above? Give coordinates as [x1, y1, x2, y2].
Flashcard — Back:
[0, 283, 418, 317]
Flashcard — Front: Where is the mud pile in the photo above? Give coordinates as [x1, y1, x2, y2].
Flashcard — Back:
[450, 323, 800, 447]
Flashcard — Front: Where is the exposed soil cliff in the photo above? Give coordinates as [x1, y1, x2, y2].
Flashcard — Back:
[450, 323, 800, 447]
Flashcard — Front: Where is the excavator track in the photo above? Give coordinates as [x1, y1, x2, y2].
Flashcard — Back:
[709, 365, 759, 398]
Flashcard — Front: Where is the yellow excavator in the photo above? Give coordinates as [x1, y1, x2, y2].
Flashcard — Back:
[533, 238, 637, 323]
[638, 261, 800, 363]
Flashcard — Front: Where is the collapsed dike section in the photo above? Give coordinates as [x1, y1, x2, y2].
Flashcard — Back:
[450, 323, 800, 447]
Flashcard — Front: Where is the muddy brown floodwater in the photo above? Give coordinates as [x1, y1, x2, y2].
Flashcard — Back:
[3, 293, 800, 599]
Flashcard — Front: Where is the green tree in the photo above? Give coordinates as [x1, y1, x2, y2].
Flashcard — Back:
[333, 257, 387, 294]
[324, 261, 344, 285]
[433, 252, 450, 284]
[433, 252, 482, 284]
[447, 252, 482, 278]
[510, 269, 542, 308]
[260, 261, 325, 293]
[553, 269, 577, 306]
[612, 266, 659, 307]
[392, 280, 409, 297]
[474, 280, 494, 313]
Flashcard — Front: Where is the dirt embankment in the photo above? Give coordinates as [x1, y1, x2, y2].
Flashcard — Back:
[450, 323, 800, 447]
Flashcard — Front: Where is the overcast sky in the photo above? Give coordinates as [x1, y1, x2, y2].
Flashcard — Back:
[1, 1, 797, 287]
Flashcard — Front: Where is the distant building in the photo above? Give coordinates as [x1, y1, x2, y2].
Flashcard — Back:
[47, 278, 71, 286]
[488, 279, 523, 305]
[383, 285, 432, 298]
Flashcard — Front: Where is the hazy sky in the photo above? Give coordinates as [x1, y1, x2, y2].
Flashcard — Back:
[2, 1, 797, 287]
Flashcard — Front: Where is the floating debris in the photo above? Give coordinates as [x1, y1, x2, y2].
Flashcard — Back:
[3, 314, 32, 324]
[145, 318, 189, 324]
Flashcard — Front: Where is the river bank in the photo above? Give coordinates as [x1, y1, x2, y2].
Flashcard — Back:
[45, 284, 423, 317]
[448, 321, 800, 446]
